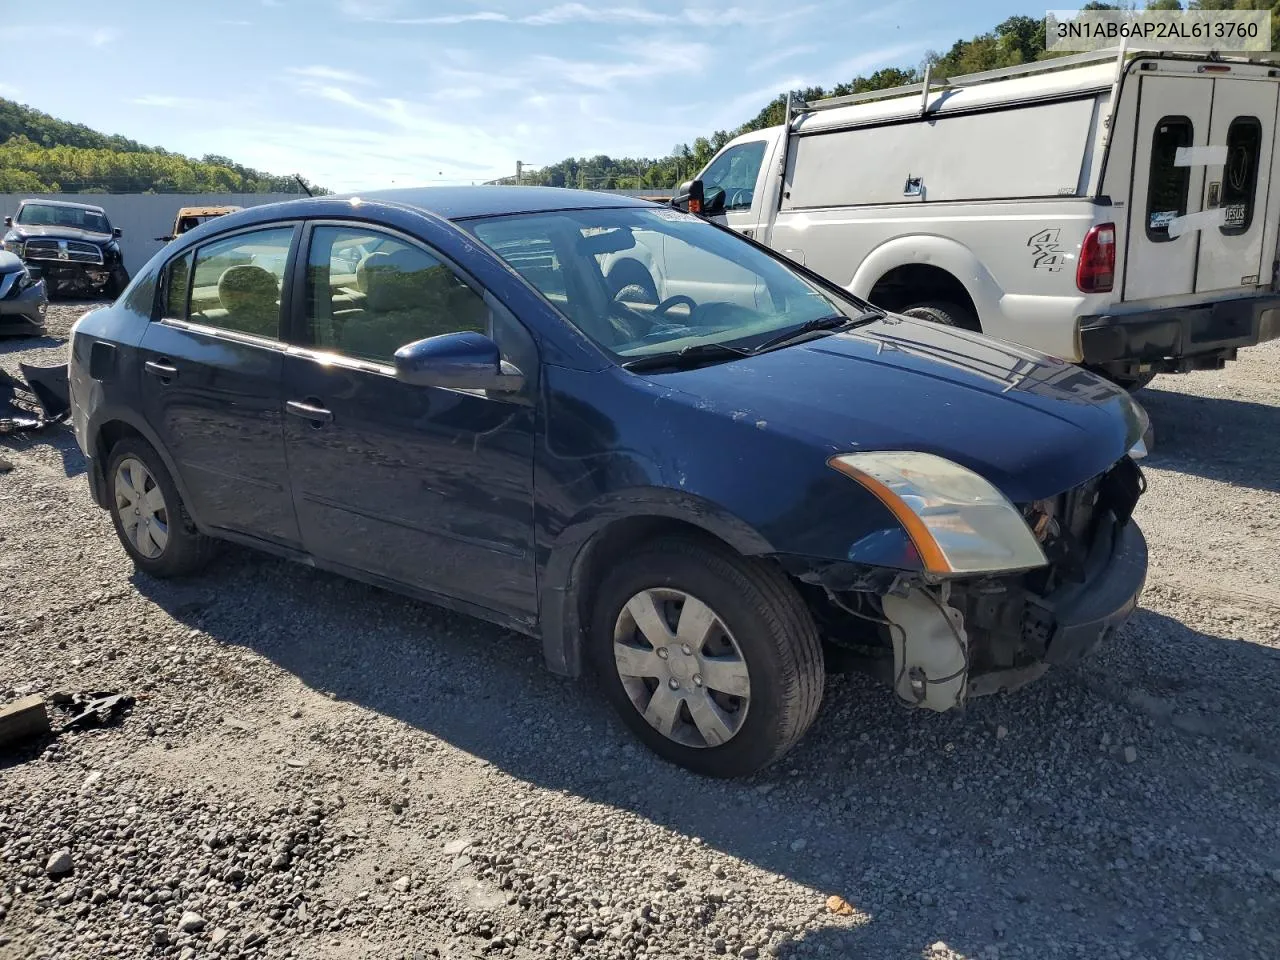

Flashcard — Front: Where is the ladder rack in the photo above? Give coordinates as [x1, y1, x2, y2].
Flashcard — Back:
[792, 46, 1135, 117]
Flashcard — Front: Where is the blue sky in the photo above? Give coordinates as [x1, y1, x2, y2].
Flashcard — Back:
[1, 0, 1035, 191]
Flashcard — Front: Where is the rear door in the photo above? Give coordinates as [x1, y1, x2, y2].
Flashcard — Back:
[1124, 76, 1213, 301]
[1193, 78, 1278, 293]
[137, 224, 302, 547]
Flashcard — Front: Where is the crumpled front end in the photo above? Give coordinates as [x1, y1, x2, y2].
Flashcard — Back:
[782, 455, 1149, 712]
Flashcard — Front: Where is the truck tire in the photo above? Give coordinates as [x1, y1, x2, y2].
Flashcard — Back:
[1102, 371, 1157, 392]
[588, 535, 824, 778]
[901, 301, 980, 332]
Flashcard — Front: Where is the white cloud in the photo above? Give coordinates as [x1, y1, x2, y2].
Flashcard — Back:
[750, 44, 819, 73]
[89, 28, 119, 47]
[354, 3, 810, 28]
[534, 40, 709, 91]
[287, 65, 375, 85]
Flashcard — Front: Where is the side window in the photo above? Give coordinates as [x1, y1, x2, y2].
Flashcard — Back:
[1221, 116, 1261, 235]
[701, 141, 768, 212]
[188, 227, 294, 338]
[161, 251, 192, 320]
[1146, 116, 1192, 242]
[305, 226, 489, 365]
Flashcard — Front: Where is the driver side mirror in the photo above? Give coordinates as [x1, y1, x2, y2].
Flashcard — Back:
[672, 179, 704, 215]
[3, 217, 10, 227]
[113, 227, 123, 238]
[394, 330, 525, 394]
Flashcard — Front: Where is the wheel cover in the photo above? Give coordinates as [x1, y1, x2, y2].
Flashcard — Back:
[613, 588, 751, 749]
[113, 458, 169, 560]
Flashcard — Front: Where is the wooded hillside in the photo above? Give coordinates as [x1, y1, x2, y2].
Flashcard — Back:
[0, 98, 323, 194]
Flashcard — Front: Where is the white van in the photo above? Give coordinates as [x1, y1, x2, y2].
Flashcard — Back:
[660, 48, 1280, 388]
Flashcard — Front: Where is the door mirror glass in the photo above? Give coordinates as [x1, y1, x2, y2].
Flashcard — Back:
[394, 330, 524, 393]
[703, 188, 727, 216]
[3, 216, 10, 227]
[113, 227, 123, 238]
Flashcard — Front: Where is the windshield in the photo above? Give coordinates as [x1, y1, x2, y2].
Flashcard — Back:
[16, 203, 111, 233]
[464, 206, 859, 360]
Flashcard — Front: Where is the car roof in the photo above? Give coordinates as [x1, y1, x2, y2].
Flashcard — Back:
[19, 198, 107, 214]
[342, 186, 654, 221]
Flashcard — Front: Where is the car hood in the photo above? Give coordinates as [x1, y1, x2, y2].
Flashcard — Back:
[640, 316, 1142, 504]
[0, 250, 23, 274]
[9, 224, 110, 243]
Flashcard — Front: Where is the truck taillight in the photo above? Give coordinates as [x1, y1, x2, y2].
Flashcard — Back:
[1077, 223, 1115, 293]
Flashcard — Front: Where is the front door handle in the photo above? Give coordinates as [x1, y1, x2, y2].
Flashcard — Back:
[285, 399, 334, 425]
[144, 359, 178, 381]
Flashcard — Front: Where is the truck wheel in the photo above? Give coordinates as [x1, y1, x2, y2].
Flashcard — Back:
[901, 300, 980, 332]
[588, 536, 824, 778]
[106, 437, 217, 578]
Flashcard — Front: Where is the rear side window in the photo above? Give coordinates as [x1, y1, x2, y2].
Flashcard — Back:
[1146, 116, 1193, 242]
[188, 227, 294, 339]
[1221, 116, 1261, 235]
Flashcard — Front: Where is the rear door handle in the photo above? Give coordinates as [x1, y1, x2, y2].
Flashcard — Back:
[144, 359, 178, 380]
[285, 399, 334, 425]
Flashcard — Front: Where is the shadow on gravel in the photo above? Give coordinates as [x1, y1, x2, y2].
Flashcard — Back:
[127, 550, 1280, 958]
[0, 421, 85, 478]
[1141, 386, 1280, 493]
[0, 334, 62, 356]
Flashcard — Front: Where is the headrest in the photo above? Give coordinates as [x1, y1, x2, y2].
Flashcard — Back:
[359, 248, 450, 313]
[218, 265, 278, 314]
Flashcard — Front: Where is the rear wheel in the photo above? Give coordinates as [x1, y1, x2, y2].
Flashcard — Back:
[588, 536, 824, 777]
[1101, 370, 1157, 392]
[106, 437, 216, 577]
[900, 300, 980, 332]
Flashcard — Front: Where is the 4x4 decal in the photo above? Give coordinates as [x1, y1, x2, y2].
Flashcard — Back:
[1027, 228, 1066, 272]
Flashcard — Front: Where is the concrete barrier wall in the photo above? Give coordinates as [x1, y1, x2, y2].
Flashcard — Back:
[0, 193, 301, 276]
[0, 188, 675, 278]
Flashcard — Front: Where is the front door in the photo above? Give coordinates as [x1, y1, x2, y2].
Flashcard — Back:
[1193, 78, 1278, 293]
[136, 223, 302, 547]
[701, 138, 771, 239]
[281, 223, 539, 618]
[1124, 75, 1213, 301]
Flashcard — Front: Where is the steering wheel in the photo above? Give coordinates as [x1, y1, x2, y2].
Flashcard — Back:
[728, 189, 752, 210]
[653, 295, 696, 319]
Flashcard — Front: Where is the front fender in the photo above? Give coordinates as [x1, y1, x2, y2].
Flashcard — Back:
[537, 487, 777, 678]
[851, 234, 1003, 320]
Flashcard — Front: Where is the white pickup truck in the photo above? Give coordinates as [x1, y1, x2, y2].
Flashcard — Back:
[648, 48, 1280, 388]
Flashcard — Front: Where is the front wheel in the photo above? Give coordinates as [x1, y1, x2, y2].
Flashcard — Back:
[588, 537, 824, 778]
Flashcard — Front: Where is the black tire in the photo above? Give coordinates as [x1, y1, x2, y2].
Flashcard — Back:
[105, 268, 130, 300]
[588, 536, 824, 778]
[106, 436, 217, 578]
[900, 300, 980, 332]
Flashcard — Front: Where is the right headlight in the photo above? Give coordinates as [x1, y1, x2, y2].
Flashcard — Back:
[828, 451, 1048, 576]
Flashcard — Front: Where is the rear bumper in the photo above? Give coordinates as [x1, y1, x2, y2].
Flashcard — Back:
[1078, 294, 1280, 371]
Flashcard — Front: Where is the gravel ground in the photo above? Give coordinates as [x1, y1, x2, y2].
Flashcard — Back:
[2, 302, 1279, 960]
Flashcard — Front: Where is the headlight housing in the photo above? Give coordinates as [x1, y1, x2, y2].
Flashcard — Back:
[1122, 393, 1150, 460]
[2, 237, 25, 257]
[828, 451, 1048, 576]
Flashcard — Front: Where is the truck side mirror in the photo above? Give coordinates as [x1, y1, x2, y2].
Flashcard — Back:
[3, 216, 10, 228]
[113, 227, 123, 238]
[672, 179, 704, 215]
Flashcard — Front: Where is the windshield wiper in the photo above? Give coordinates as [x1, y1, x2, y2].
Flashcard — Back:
[752, 310, 885, 354]
[621, 342, 751, 372]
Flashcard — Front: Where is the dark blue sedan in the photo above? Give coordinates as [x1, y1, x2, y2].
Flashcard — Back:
[68, 187, 1149, 777]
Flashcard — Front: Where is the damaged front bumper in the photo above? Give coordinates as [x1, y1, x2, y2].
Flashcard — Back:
[963, 512, 1147, 698]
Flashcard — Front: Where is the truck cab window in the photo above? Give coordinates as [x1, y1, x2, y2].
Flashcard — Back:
[701, 141, 768, 213]
[1146, 116, 1192, 242]
[1221, 116, 1261, 235]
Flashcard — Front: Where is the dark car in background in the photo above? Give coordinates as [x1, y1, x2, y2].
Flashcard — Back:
[67, 187, 1150, 777]
[0, 249, 48, 334]
[3, 199, 130, 298]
